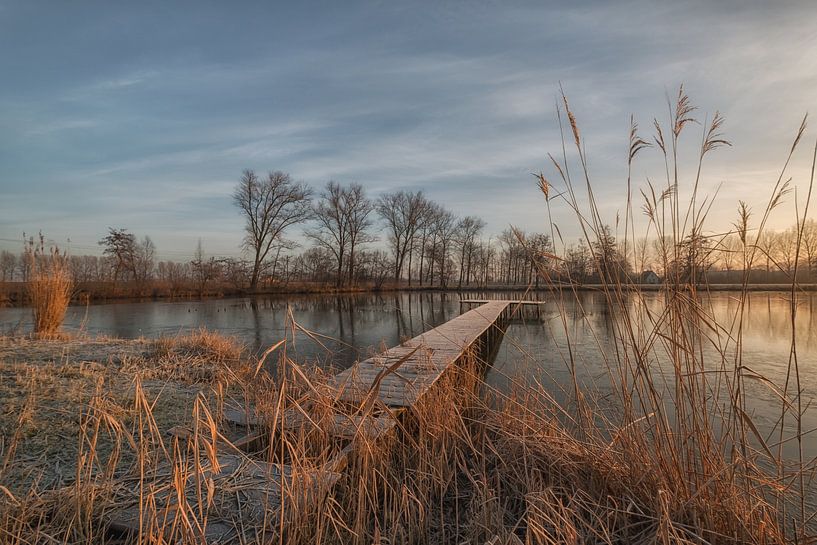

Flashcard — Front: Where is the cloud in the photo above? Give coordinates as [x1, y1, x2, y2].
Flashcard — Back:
[22, 118, 99, 137]
[91, 70, 159, 92]
[1, 0, 816, 257]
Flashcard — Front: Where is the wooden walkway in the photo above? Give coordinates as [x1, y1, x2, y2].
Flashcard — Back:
[330, 300, 512, 407]
[107, 300, 528, 542]
[459, 299, 545, 306]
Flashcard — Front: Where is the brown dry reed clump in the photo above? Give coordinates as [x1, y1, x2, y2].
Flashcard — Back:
[24, 233, 73, 337]
[120, 329, 246, 383]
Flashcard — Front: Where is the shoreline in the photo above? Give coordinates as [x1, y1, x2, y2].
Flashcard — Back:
[2, 281, 816, 309]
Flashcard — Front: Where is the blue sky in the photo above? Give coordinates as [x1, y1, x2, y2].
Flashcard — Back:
[1, 1, 816, 259]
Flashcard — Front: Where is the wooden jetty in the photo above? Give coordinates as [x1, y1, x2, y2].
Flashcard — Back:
[459, 299, 545, 319]
[107, 299, 537, 542]
[331, 300, 513, 407]
[459, 299, 545, 306]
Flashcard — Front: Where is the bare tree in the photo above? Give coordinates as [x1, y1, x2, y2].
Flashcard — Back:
[297, 247, 334, 282]
[233, 169, 312, 291]
[376, 191, 430, 282]
[345, 184, 377, 285]
[756, 231, 778, 281]
[190, 240, 220, 295]
[69, 255, 101, 284]
[454, 216, 485, 287]
[431, 208, 457, 287]
[474, 239, 495, 286]
[591, 225, 630, 282]
[359, 250, 392, 289]
[99, 228, 137, 284]
[564, 242, 591, 284]
[0, 251, 16, 281]
[776, 227, 799, 274]
[498, 229, 521, 284]
[306, 182, 350, 288]
[134, 236, 156, 283]
[633, 236, 654, 274]
[221, 258, 250, 289]
[801, 219, 817, 276]
[523, 232, 553, 287]
[417, 202, 443, 286]
[157, 261, 190, 293]
[307, 182, 377, 287]
[714, 234, 740, 274]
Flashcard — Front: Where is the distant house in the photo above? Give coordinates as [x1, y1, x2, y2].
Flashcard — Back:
[639, 270, 661, 284]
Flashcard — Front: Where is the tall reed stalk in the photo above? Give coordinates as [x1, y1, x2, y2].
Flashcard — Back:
[529, 86, 816, 542]
[25, 233, 72, 336]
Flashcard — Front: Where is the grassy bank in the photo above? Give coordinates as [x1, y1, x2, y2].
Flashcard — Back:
[0, 280, 476, 307]
[0, 280, 387, 307]
[0, 331, 243, 493]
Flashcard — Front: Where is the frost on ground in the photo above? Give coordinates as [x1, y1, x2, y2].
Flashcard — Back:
[0, 333, 241, 492]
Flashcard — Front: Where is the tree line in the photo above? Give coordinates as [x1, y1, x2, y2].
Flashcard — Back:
[226, 169, 559, 290]
[3, 169, 817, 292]
[0, 170, 555, 292]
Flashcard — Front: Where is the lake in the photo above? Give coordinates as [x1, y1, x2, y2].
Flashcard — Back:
[2, 290, 815, 462]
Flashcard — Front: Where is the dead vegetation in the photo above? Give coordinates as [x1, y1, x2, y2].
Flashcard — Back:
[24, 235, 72, 337]
[0, 328, 803, 544]
[120, 329, 245, 384]
[0, 331, 243, 496]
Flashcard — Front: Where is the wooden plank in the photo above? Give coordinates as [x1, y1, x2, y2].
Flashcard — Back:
[284, 409, 397, 440]
[223, 406, 261, 427]
[459, 299, 545, 305]
[330, 301, 510, 407]
[107, 507, 237, 543]
[167, 424, 264, 453]
[118, 300, 510, 542]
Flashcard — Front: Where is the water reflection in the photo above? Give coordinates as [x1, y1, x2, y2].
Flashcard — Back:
[2, 291, 816, 368]
[486, 290, 817, 464]
[2, 290, 815, 443]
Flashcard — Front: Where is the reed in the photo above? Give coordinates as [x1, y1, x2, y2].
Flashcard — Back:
[25, 235, 72, 337]
[524, 87, 816, 542]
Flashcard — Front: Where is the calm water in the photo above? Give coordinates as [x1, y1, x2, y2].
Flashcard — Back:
[2, 290, 815, 460]
[1, 292, 465, 367]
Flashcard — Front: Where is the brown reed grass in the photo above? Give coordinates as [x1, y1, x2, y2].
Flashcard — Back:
[0, 324, 805, 544]
[120, 329, 247, 384]
[529, 86, 816, 543]
[25, 235, 72, 337]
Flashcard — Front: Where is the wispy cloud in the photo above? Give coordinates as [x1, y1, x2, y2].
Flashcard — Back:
[23, 118, 99, 137]
[0, 1, 815, 255]
[93, 70, 158, 91]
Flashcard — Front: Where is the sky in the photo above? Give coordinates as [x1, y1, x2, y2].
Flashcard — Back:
[1, 0, 816, 260]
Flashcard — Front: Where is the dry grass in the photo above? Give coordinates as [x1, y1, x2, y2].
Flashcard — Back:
[0, 331, 240, 496]
[524, 87, 817, 542]
[0, 334, 798, 544]
[25, 237, 72, 337]
[120, 329, 246, 384]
